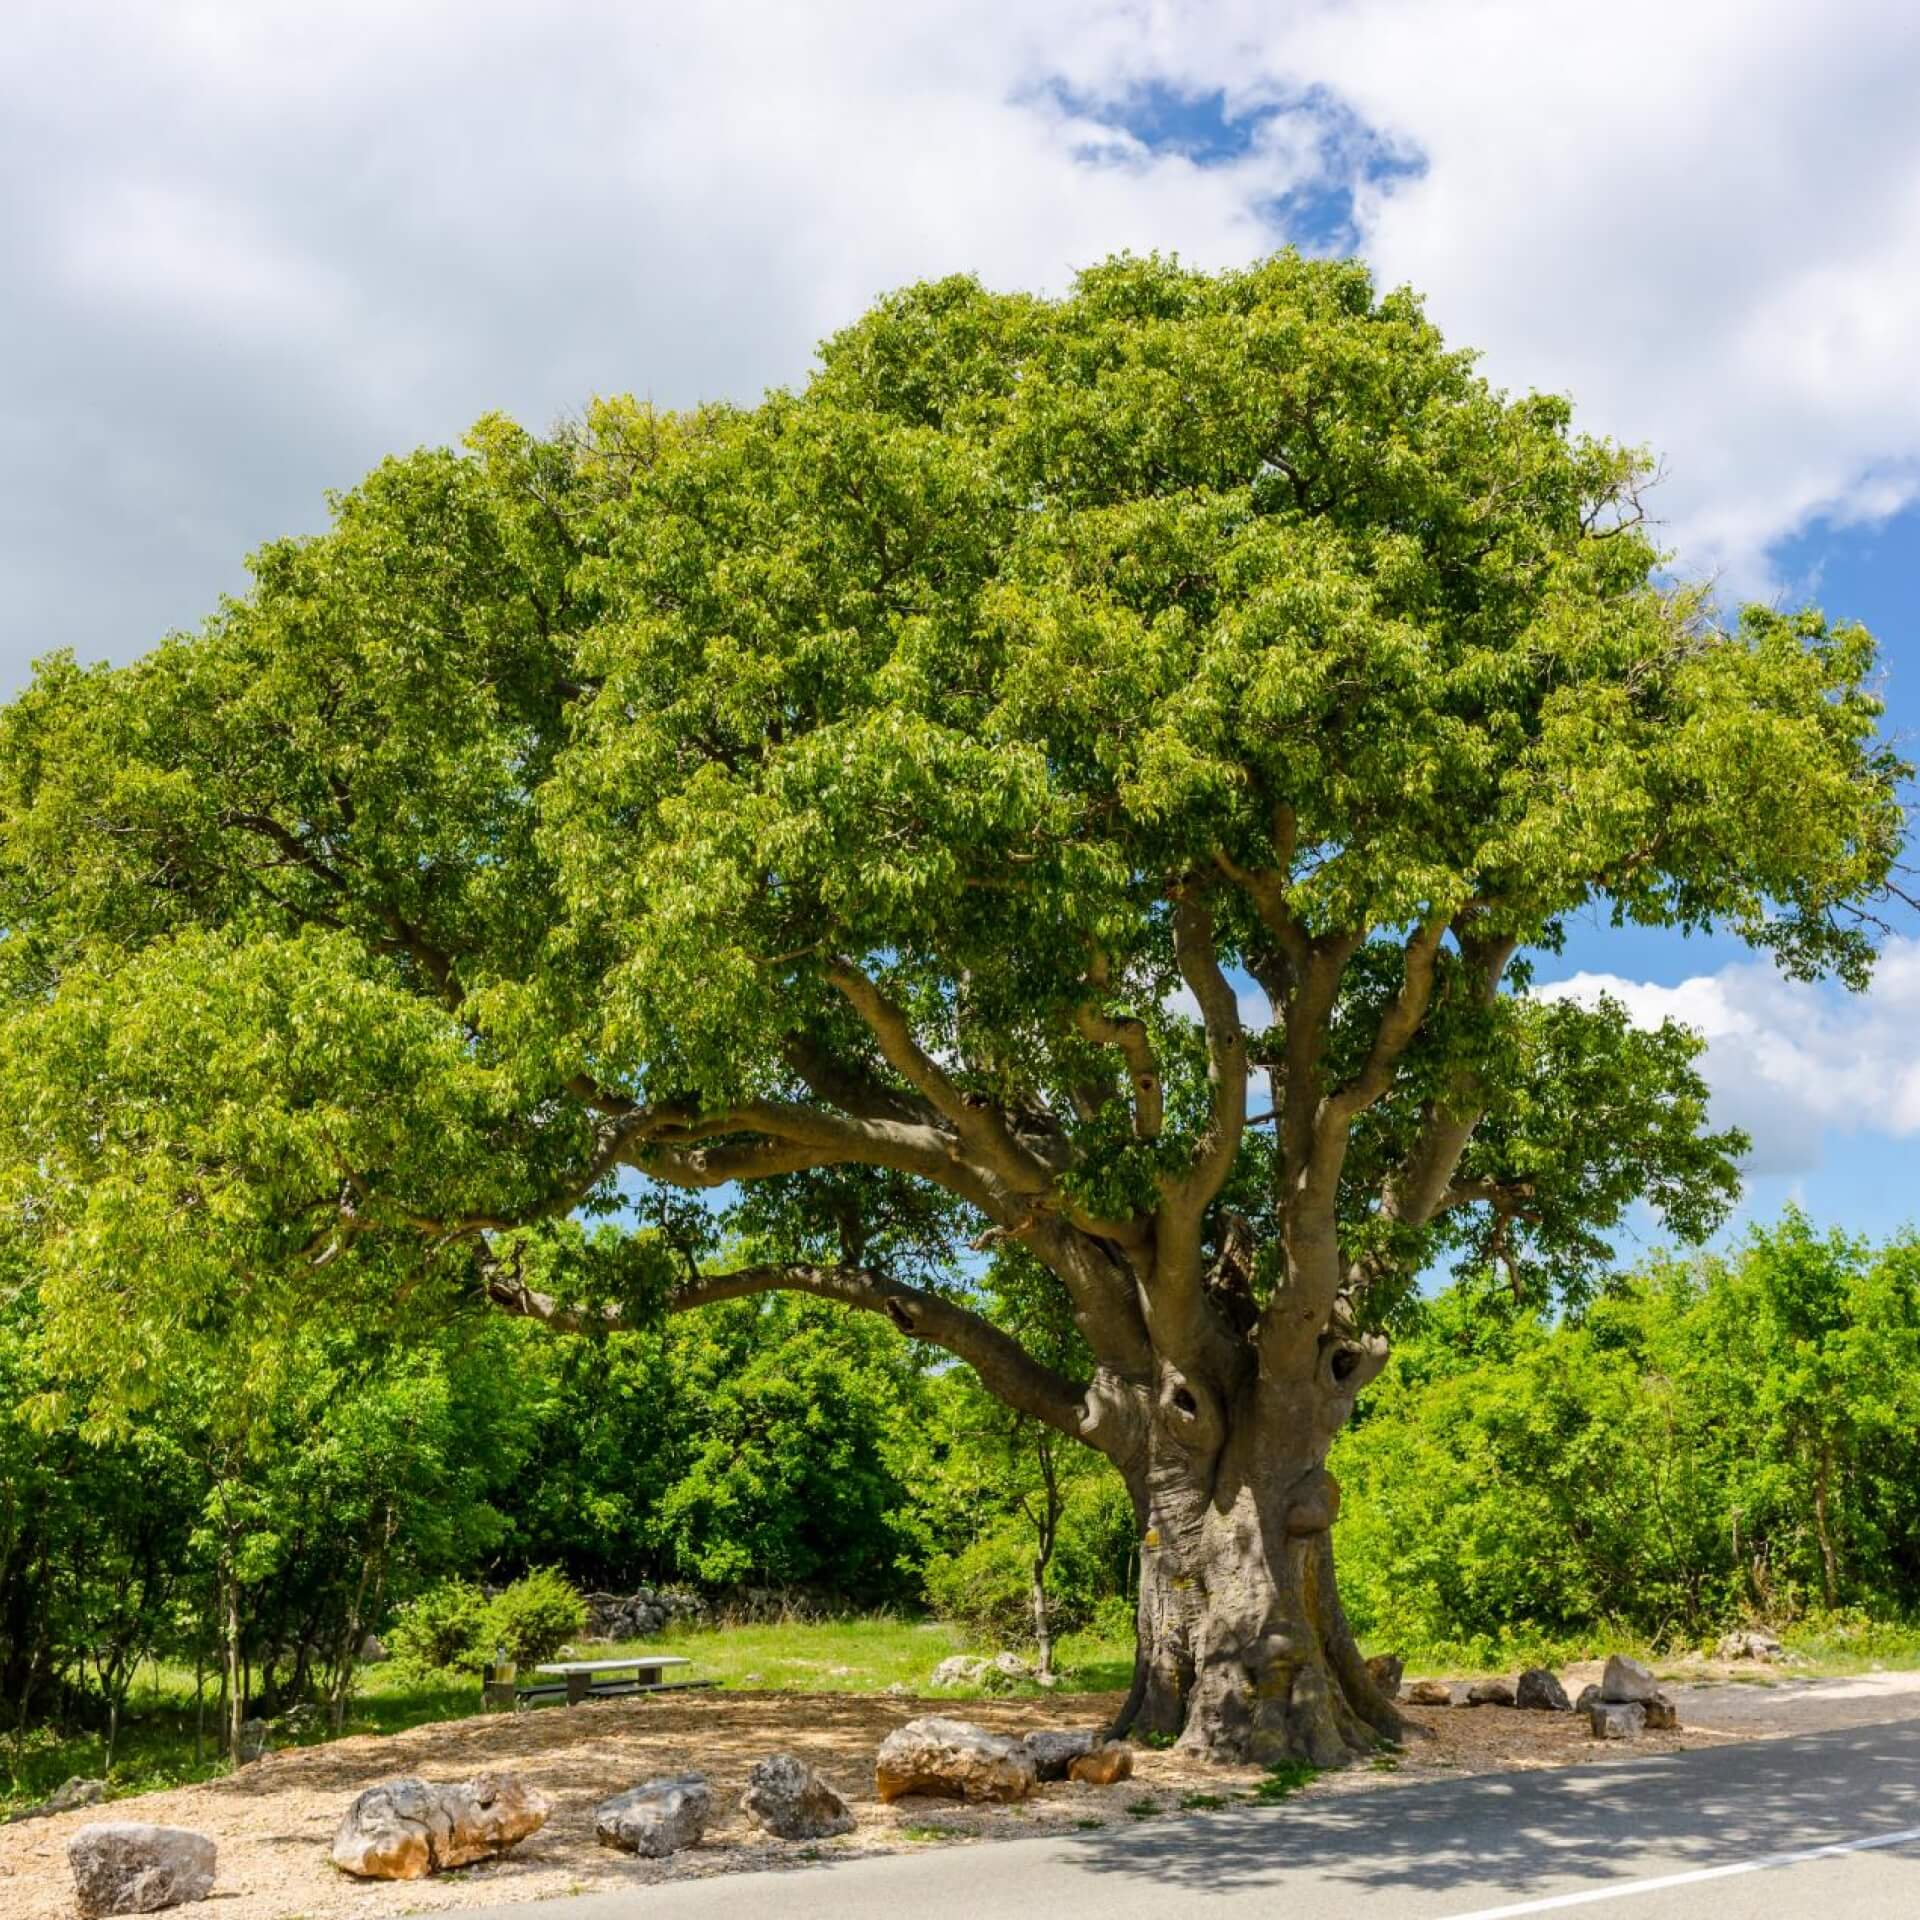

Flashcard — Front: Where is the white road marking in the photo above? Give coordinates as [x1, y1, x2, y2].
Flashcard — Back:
[1443, 1823, 1920, 1918]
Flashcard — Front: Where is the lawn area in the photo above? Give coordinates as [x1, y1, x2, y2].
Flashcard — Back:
[623, 1615, 1135, 1697]
[0, 1617, 1137, 1816]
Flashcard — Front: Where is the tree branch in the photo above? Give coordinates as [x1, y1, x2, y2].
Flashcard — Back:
[1364, 931, 1519, 1237]
[1071, 953, 1164, 1140]
[484, 1254, 1095, 1443]
[825, 960, 1054, 1197]
[1159, 891, 1247, 1234]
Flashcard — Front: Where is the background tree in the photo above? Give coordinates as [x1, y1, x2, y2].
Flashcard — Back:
[912, 1251, 1132, 1677]
[1334, 1214, 1920, 1650]
[0, 253, 1903, 1761]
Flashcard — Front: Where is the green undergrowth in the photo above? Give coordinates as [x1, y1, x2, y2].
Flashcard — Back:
[1252, 1757, 1322, 1804]
[1366, 1610, 1920, 1682]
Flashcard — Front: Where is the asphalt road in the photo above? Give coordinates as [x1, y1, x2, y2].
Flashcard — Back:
[472, 1718, 1920, 1920]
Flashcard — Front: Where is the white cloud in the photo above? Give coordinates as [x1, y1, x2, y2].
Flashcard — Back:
[4, 0, 1920, 676]
[1535, 938, 1920, 1177]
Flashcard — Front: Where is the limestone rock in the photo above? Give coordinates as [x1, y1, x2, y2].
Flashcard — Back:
[329, 1774, 549, 1880]
[1366, 1654, 1404, 1700]
[30, 1777, 106, 1820]
[67, 1824, 215, 1916]
[988, 1651, 1034, 1683]
[928, 1656, 989, 1689]
[1067, 1742, 1134, 1786]
[580, 1587, 708, 1642]
[740, 1755, 853, 1841]
[596, 1775, 712, 1858]
[1715, 1629, 1783, 1662]
[1588, 1701, 1646, 1739]
[874, 1717, 1035, 1803]
[1406, 1679, 1455, 1706]
[1599, 1654, 1660, 1704]
[1020, 1728, 1097, 1781]
[1643, 1691, 1679, 1730]
[1515, 1668, 1572, 1712]
[357, 1634, 389, 1663]
[1466, 1679, 1516, 1707]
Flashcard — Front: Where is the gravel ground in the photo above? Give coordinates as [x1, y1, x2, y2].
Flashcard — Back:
[0, 1672, 1890, 1920]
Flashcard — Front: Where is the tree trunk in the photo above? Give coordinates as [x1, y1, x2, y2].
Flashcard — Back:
[1028, 1435, 1062, 1683]
[223, 1580, 245, 1764]
[1116, 1386, 1400, 1767]
[1813, 1440, 1840, 1611]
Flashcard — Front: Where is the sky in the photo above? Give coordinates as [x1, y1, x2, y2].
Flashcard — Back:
[1, 0, 1915, 1248]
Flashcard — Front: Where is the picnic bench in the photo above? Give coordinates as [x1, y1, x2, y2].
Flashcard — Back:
[482, 1653, 715, 1710]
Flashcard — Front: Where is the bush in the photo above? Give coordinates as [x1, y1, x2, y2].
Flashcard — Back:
[387, 1579, 490, 1675]
[480, 1568, 587, 1668]
[924, 1477, 1134, 1646]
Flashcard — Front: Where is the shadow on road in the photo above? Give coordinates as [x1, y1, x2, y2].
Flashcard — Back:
[1056, 1721, 1920, 1901]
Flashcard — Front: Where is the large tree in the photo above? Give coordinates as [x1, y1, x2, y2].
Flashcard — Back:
[0, 254, 1904, 1762]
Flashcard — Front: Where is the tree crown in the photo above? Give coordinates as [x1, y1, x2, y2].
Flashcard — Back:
[0, 253, 1903, 1429]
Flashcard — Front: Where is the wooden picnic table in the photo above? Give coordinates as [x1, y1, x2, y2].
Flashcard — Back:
[492, 1652, 710, 1709]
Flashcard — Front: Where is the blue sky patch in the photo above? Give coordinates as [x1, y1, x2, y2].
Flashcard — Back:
[1040, 77, 1425, 255]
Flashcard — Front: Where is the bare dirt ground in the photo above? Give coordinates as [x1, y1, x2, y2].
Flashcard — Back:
[6, 1671, 1916, 1920]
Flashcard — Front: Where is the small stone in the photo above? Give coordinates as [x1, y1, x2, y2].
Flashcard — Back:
[1406, 1679, 1455, 1706]
[740, 1755, 852, 1841]
[1574, 1683, 1601, 1713]
[1020, 1729, 1098, 1781]
[1643, 1691, 1679, 1730]
[1588, 1701, 1647, 1740]
[67, 1824, 215, 1916]
[1466, 1679, 1516, 1707]
[1515, 1668, 1572, 1712]
[875, 1717, 1036, 1803]
[1715, 1629, 1783, 1662]
[329, 1774, 548, 1880]
[595, 1775, 712, 1858]
[1599, 1655, 1660, 1704]
[1067, 1742, 1134, 1786]
[1366, 1654, 1404, 1700]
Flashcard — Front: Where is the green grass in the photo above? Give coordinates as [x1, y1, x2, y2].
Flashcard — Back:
[1179, 1791, 1228, 1810]
[1251, 1758, 1321, 1804]
[1362, 1612, 1920, 1684]
[0, 1616, 1137, 1817]
[609, 1615, 1134, 1697]
[1124, 1797, 1160, 1819]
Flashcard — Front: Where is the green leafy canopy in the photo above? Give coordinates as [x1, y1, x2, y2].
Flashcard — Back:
[0, 251, 1904, 1420]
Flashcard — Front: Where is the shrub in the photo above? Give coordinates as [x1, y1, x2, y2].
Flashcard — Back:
[387, 1579, 490, 1675]
[924, 1477, 1134, 1645]
[480, 1568, 587, 1668]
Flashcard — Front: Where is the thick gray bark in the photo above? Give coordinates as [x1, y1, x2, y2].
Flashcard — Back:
[1118, 1372, 1401, 1764]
